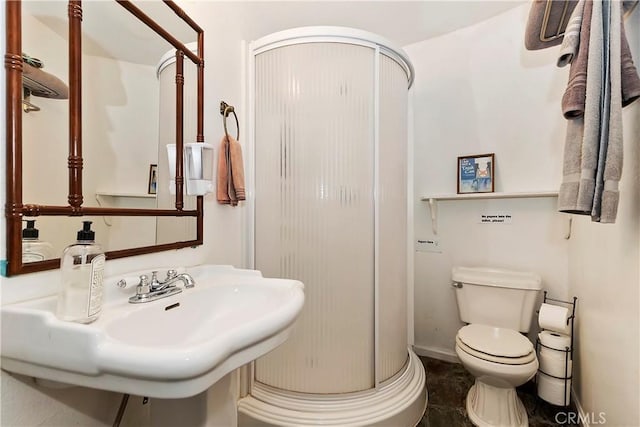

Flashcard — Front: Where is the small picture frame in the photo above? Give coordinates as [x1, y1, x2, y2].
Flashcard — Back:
[148, 164, 158, 195]
[457, 153, 495, 194]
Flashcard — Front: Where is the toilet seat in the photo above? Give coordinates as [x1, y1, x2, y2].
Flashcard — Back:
[456, 324, 535, 365]
[456, 336, 536, 365]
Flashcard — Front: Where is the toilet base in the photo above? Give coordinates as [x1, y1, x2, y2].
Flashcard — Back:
[465, 380, 528, 427]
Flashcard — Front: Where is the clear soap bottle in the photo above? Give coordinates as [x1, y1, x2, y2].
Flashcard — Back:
[56, 221, 105, 324]
[21, 219, 54, 262]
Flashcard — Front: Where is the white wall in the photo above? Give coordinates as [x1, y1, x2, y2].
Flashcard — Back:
[566, 18, 640, 426]
[407, 4, 570, 359]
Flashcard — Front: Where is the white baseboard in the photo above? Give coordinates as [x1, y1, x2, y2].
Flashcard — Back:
[412, 344, 459, 364]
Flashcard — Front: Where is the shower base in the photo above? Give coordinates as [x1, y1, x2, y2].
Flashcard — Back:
[238, 350, 427, 427]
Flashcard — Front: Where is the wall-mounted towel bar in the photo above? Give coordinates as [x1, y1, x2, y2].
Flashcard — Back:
[539, 0, 575, 43]
[539, 0, 638, 43]
[220, 100, 239, 141]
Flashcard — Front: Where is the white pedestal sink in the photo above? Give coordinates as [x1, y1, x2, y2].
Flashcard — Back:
[1, 265, 304, 398]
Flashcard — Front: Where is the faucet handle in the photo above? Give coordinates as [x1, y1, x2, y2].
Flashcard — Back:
[116, 277, 139, 289]
[136, 275, 150, 295]
[149, 271, 160, 286]
[166, 269, 178, 280]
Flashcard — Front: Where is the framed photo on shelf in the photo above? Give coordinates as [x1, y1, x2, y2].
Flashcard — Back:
[457, 153, 495, 194]
[148, 164, 158, 195]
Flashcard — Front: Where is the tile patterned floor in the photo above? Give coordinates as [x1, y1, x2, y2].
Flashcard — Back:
[418, 356, 576, 427]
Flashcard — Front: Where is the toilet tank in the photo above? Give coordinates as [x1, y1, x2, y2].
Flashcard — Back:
[452, 266, 542, 332]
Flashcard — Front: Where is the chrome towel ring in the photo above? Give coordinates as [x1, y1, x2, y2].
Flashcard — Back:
[220, 100, 239, 141]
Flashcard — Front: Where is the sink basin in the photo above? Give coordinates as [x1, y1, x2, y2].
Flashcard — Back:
[1, 265, 304, 398]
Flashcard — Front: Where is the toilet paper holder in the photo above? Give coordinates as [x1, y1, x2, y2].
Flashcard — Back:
[535, 291, 578, 407]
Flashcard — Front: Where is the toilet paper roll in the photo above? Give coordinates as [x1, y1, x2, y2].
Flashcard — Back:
[538, 330, 572, 351]
[538, 303, 571, 334]
[539, 348, 573, 378]
[537, 372, 571, 406]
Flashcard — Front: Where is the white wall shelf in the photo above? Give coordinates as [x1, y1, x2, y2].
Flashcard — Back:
[420, 191, 558, 202]
[421, 191, 559, 234]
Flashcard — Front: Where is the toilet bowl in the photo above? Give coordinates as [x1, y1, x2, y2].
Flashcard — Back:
[455, 324, 538, 427]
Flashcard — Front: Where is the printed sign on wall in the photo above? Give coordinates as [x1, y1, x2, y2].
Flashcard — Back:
[479, 213, 513, 224]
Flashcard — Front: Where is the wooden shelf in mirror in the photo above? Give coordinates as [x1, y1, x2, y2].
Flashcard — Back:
[96, 191, 157, 199]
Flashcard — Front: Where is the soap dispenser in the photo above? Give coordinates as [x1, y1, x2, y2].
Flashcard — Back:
[56, 221, 105, 323]
[21, 219, 54, 262]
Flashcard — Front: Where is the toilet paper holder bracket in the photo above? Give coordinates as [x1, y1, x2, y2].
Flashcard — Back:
[536, 291, 577, 355]
[535, 291, 578, 407]
[540, 291, 578, 327]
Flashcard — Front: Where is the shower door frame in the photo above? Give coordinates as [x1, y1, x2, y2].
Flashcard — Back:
[243, 27, 416, 398]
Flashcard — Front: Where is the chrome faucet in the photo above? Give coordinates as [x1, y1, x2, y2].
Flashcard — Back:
[119, 269, 196, 304]
[149, 270, 195, 291]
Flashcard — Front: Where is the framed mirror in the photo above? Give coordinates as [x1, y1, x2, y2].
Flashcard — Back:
[5, 0, 205, 276]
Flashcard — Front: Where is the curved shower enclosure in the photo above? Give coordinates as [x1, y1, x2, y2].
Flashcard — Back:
[239, 27, 425, 426]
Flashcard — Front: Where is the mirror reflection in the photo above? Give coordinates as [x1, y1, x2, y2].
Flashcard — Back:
[21, 216, 197, 263]
[21, 1, 68, 207]
[20, 1, 199, 263]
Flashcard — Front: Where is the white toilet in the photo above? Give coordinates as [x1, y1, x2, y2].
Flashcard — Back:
[452, 266, 542, 427]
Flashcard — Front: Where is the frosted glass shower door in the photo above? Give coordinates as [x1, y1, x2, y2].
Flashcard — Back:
[254, 43, 376, 393]
[377, 54, 409, 382]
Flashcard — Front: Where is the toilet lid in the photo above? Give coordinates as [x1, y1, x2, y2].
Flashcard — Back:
[457, 324, 534, 358]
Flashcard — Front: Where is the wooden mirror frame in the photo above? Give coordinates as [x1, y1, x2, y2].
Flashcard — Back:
[4, 0, 205, 276]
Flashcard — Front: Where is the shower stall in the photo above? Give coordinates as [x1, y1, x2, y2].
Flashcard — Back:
[239, 27, 425, 426]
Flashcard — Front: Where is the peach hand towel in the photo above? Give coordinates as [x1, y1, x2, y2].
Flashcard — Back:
[229, 136, 246, 201]
[217, 136, 232, 204]
[216, 135, 245, 206]
[226, 136, 238, 206]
